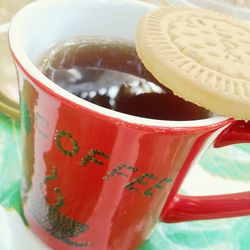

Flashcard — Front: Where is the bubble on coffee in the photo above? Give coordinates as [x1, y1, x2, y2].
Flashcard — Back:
[38, 37, 209, 120]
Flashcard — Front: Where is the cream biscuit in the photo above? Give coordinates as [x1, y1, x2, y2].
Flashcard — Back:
[136, 6, 250, 120]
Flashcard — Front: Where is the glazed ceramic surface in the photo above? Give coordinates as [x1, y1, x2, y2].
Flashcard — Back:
[9, 0, 250, 249]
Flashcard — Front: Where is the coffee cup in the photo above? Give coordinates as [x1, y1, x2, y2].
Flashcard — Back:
[9, 0, 250, 249]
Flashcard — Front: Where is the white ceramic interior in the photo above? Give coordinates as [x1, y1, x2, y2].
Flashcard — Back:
[9, 0, 228, 128]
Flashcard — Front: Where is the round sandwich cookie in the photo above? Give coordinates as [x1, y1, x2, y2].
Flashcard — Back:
[136, 6, 250, 120]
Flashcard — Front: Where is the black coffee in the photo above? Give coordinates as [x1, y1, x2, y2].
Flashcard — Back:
[38, 37, 209, 120]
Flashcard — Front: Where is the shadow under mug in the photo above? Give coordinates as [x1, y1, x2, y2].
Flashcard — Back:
[9, 0, 250, 249]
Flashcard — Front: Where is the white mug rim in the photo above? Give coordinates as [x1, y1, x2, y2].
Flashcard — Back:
[9, 0, 230, 128]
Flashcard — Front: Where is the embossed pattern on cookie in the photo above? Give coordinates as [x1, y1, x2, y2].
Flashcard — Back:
[136, 7, 250, 120]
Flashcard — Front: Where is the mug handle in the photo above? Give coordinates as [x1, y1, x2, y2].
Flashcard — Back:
[161, 120, 250, 223]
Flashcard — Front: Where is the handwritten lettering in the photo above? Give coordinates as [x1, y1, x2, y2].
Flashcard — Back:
[80, 149, 109, 166]
[103, 163, 138, 181]
[55, 130, 80, 157]
[144, 177, 173, 197]
[53, 129, 173, 199]
[125, 173, 157, 192]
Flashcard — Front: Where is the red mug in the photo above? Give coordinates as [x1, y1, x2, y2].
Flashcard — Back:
[9, 0, 250, 249]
